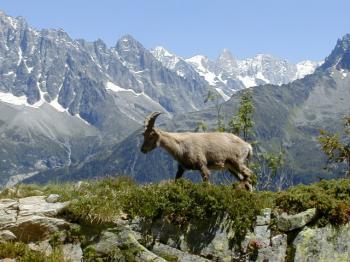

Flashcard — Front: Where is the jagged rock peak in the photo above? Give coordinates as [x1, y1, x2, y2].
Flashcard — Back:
[320, 34, 350, 71]
[218, 48, 235, 60]
[151, 46, 176, 58]
[0, 10, 28, 29]
[217, 48, 238, 68]
[115, 34, 145, 51]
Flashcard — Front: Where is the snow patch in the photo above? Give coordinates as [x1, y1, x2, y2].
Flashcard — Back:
[186, 55, 217, 85]
[218, 73, 228, 84]
[17, 47, 22, 66]
[295, 60, 319, 79]
[0, 91, 42, 108]
[7, 16, 18, 29]
[76, 114, 90, 125]
[256, 72, 270, 84]
[151, 46, 182, 70]
[152, 46, 174, 57]
[215, 88, 230, 101]
[237, 76, 257, 88]
[106, 81, 141, 96]
[0, 88, 89, 125]
[340, 69, 348, 79]
[49, 84, 66, 112]
[0, 92, 30, 106]
[201, 71, 217, 86]
[50, 98, 67, 112]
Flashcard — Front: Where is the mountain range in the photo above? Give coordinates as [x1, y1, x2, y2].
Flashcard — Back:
[151, 46, 321, 100]
[39, 34, 349, 187]
[0, 10, 348, 188]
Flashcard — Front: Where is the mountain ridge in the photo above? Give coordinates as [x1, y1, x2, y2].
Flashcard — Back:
[32, 34, 350, 186]
[151, 45, 322, 100]
[0, 9, 349, 188]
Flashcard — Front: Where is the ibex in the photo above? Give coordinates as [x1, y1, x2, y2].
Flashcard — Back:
[140, 112, 254, 191]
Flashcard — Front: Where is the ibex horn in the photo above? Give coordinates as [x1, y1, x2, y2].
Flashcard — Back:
[144, 112, 162, 130]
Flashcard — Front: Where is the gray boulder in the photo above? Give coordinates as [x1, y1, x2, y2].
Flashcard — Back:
[87, 227, 166, 262]
[0, 196, 71, 242]
[62, 243, 83, 262]
[28, 240, 53, 256]
[0, 230, 17, 242]
[256, 208, 272, 226]
[293, 223, 350, 262]
[277, 208, 316, 232]
[45, 194, 61, 203]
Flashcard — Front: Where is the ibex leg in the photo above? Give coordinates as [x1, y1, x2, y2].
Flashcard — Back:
[175, 165, 185, 181]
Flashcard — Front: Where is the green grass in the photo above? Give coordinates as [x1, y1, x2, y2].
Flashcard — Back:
[0, 242, 66, 262]
[1, 177, 350, 237]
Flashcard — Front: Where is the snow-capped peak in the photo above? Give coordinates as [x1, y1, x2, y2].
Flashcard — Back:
[151, 44, 320, 101]
[186, 55, 208, 65]
[185, 55, 218, 85]
[217, 49, 238, 75]
[152, 46, 176, 58]
[150, 46, 181, 70]
[295, 60, 323, 79]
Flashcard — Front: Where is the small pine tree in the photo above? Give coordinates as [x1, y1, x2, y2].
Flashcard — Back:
[204, 90, 225, 132]
[228, 89, 254, 141]
[318, 116, 350, 177]
[252, 146, 290, 191]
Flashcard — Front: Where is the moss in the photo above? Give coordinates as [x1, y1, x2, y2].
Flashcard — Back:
[119, 245, 143, 261]
[83, 245, 123, 262]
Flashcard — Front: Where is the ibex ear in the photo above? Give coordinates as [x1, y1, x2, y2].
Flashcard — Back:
[144, 112, 162, 131]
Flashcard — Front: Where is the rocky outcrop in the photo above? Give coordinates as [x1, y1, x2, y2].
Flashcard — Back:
[87, 227, 166, 262]
[0, 195, 83, 261]
[0, 230, 16, 242]
[293, 223, 350, 262]
[1, 195, 350, 261]
[0, 196, 70, 242]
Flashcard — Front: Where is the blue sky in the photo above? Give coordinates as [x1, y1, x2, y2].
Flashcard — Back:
[1, 0, 350, 62]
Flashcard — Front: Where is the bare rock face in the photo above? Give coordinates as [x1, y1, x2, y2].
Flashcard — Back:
[0, 195, 70, 242]
[293, 223, 350, 262]
[0, 199, 18, 228]
[28, 240, 53, 256]
[0, 230, 17, 242]
[62, 243, 83, 262]
[87, 227, 166, 262]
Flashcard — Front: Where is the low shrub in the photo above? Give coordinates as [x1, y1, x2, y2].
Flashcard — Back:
[0, 242, 65, 262]
[275, 179, 350, 226]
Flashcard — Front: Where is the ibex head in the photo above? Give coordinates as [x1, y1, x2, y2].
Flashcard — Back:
[141, 112, 162, 153]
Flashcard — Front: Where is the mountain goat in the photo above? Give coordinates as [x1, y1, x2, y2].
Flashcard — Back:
[140, 112, 254, 191]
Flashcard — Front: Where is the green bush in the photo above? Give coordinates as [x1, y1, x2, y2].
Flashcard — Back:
[3, 177, 350, 241]
[275, 179, 350, 226]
